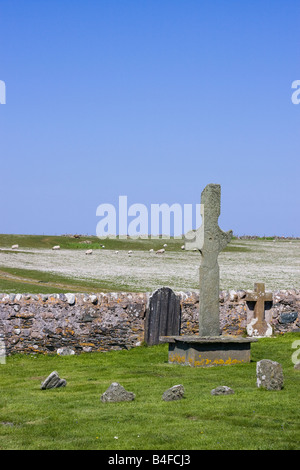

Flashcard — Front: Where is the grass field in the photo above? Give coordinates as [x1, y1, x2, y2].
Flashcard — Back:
[0, 234, 299, 293]
[0, 333, 299, 450]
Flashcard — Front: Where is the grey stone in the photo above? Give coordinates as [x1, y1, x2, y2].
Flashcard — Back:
[65, 293, 76, 305]
[162, 384, 185, 401]
[57, 347, 75, 356]
[294, 362, 300, 370]
[41, 371, 67, 390]
[211, 385, 234, 396]
[256, 359, 284, 390]
[184, 184, 232, 336]
[100, 382, 135, 403]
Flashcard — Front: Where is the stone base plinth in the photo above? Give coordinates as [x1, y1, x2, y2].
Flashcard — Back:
[160, 335, 258, 367]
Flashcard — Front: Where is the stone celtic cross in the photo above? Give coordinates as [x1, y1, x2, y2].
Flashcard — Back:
[185, 184, 233, 336]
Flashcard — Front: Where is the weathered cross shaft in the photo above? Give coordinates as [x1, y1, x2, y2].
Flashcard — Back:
[185, 184, 232, 336]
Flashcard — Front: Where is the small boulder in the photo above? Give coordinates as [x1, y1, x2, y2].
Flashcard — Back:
[211, 386, 234, 396]
[162, 384, 185, 401]
[256, 359, 284, 390]
[100, 382, 135, 403]
[41, 371, 67, 390]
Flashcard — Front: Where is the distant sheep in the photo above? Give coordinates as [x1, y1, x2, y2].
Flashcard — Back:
[52, 245, 60, 250]
[85, 249, 93, 255]
[11, 244, 19, 249]
[156, 248, 165, 254]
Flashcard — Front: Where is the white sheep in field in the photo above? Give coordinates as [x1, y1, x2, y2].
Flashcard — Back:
[85, 249, 93, 255]
[156, 248, 165, 254]
[11, 244, 19, 249]
[52, 245, 60, 250]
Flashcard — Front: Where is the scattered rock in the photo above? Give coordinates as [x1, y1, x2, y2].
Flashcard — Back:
[162, 384, 185, 401]
[100, 382, 135, 402]
[256, 359, 284, 390]
[294, 362, 300, 370]
[211, 385, 234, 396]
[57, 347, 75, 356]
[89, 295, 98, 304]
[40, 371, 67, 390]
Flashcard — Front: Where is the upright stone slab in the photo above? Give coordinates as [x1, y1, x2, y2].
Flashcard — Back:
[145, 287, 181, 345]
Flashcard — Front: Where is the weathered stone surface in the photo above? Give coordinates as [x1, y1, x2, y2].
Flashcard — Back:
[65, 293, 75, 305]
[145, 287, 181, 345]
[100, 382, 135, 402]
[41, 371, 67, 390]
[279, 312, 298, 324]
[256, 359, 284, 390]
[163, 335, 257, 367]
[211, 386, 234, 395]
[184, 184, 232, 336]
[162, 384, 185, 401]
[294, 362, 300, 370]
[57, 347, 75, 356]
[246, 283, 273, 337]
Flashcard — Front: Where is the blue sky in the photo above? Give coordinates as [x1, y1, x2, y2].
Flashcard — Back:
[0, 0, 299, 237]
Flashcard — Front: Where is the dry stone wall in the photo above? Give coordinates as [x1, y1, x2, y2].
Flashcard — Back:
[0, 289, 299, 355]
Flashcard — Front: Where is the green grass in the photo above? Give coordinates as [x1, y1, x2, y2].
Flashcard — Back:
[0, 333, 299, 450]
